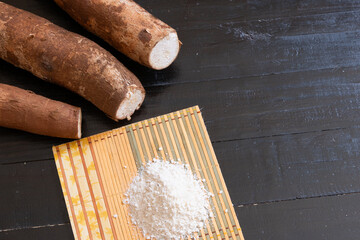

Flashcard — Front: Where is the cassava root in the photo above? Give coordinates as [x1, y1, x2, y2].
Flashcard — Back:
[54, 0, 181, 70]
[0, 83, 81, 139]
[0, 2, 145, 121]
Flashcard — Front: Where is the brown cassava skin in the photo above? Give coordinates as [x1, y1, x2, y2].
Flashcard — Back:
[54, 0, 180, 69]
[0, 2, 145, 120]
[0, 83, 81, 139]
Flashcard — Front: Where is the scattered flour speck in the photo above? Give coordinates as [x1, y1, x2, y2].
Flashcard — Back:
[124, 159, 212, 240]
[219, 24, 271, 41]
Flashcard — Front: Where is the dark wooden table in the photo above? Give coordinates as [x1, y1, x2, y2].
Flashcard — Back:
[2, 0, 360, 239]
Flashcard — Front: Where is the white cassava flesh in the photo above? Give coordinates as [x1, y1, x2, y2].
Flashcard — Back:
[149, 32, 180, 70]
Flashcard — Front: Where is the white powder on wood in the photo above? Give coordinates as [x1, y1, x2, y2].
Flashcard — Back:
[124, 159, 212, 239]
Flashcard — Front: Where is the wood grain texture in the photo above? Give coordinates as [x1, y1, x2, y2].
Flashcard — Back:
[2, 0, 360, 239]
[0, 160, 68, 230]
[3, 65, 360, 162]
[0, 224, 73, 240]
[237, 193, 360, 240]
[216, 126, 360, 205]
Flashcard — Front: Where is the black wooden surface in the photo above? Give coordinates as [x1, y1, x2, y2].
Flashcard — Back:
[1, 0, 360, 239]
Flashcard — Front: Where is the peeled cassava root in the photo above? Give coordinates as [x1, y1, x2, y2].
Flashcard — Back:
[54, 0, 181, 70]
[0, 83, 81, 139]
[0, 2, 145, 121]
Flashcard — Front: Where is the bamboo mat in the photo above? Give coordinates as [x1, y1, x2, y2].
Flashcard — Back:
[52, 106, 245, 240]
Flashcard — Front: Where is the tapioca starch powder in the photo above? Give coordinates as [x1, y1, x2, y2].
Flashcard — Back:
[124, 159, 212, 240]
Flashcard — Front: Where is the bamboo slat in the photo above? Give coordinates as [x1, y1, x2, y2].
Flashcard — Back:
[52, 106, 245, 240]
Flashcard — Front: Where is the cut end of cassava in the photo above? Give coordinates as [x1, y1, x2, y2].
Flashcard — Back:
[149, 32, 180, 70]
[76, 109, 82, 139]
[115, 87, 145, 120]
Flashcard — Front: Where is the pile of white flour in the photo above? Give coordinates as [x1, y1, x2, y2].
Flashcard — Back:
[124, 159, 212, 239]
